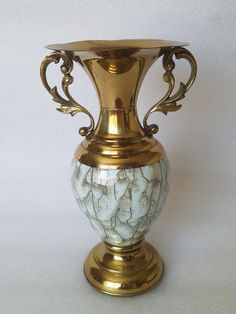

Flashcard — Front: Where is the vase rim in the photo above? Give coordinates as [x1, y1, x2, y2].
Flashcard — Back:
[45, 39, 188, 52]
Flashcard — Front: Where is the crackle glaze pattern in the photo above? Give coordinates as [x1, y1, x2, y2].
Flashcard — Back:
[71, 156, 170, 246]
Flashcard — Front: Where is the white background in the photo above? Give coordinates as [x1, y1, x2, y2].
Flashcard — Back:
[0, 1, 235, 313]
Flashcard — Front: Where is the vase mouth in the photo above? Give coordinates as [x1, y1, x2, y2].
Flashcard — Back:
[45, 39, 188, 52]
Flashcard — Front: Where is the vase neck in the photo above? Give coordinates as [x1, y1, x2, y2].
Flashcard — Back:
[78, 49, 161, 139]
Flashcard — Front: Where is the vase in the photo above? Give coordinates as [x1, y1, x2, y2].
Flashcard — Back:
[40, 39, 197, 296]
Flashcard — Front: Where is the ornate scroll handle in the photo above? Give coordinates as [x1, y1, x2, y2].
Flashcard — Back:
[40, 51, 95, 136]
[143, 47, 197, 134]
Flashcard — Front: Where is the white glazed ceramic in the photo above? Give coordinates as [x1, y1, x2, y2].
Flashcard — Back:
[71, 156, 170, 246]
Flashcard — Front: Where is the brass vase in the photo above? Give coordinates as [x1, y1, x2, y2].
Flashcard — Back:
[40, 39, 197, 296]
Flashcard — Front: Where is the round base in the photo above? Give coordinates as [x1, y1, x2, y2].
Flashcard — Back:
[84, 240, 164, 296]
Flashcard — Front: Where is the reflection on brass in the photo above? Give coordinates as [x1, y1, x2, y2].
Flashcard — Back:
[143, 47, 197, 134]
[40, 39, 197, 296]
[84, 240, 164, 296]
[40, 40, 196, 169]
[40, 51, 95, 136]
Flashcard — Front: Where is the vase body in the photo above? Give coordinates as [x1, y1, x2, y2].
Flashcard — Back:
[40, 39, 197, 296]
[72, 156, 170, 246]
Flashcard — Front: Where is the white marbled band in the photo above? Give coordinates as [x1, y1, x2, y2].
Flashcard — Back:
[71, 156, 170, 246]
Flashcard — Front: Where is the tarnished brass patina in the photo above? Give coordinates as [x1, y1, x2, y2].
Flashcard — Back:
[40, 39, 197, 296]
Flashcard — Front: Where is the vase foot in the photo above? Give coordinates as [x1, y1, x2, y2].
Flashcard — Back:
[83, 239, 164, 296]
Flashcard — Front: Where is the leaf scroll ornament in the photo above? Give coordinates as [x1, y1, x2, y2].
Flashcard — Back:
[143, 47, 197, 134]
[40, 51, 94, 136]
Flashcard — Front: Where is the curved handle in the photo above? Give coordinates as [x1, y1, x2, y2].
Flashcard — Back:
[40, 51, 95, 136]
[143, 47, 197, 134]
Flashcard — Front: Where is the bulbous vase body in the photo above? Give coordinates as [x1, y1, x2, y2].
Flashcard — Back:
[71, 156, 170, 246]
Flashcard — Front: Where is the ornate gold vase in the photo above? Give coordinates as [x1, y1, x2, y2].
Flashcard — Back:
[40, 39, 197, 296]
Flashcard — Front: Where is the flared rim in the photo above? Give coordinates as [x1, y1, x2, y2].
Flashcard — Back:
[46, 39, 188, 52]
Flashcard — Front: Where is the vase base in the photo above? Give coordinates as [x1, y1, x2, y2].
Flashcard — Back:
[83, 240, 164, 296]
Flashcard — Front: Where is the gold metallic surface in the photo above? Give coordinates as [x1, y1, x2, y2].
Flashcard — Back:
[40, 51, 95, 136]
[40, 39, 197, 169]
[84, 240, 164, 296]
[75, 135, 165, 169]
[46, 39, 187, 52]
[143, 47, 197, 134]
[40, 39, 197, 296]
